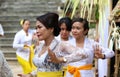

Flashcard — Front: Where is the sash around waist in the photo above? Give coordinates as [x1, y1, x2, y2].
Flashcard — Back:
[37, 71, 63, 77]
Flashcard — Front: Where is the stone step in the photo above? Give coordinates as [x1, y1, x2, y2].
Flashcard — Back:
[4, 30, 17, 36]
[0, 38, 13, 42]
[3, 27, 35, 32]
[0, 37, 13, 40]
[0, 2, 58, 8]
[6, 57, 17, 62]
[0, 5, 57, 10]
[0, 38, 13, 44]
[0, 0, 60, 3]
[0, 13, 41, 17]
[1, 48, 17, 61]
[3, 27, 22, 32]
[0, 12, 44, 16]
[0, 15, 38, 21]
[3, 33, 16, 39]
[0, 8, 57, 14]
[0, 44, 12, 48]
[2, 50, 16, 58]
[0, 21, 36, 30]
[1, 20, 36, 28]
[0, 20, 36, 23]
[0, 48, 16, 52]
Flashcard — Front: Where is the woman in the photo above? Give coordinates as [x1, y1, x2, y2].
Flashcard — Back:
[56, 17, 73, 42]
[18, 13, 91, 77]
[55, 17, 74, 76]
[49, 18, 115, 77]
[13, 19, 36, 74]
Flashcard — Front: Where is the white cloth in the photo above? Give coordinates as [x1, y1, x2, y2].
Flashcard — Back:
[0, 24, 4, 36]
[13, 29, 35, 61]
[98, 3, 110, 77]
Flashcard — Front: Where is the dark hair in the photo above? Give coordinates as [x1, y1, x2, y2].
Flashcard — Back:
[72, 18, 89, 35]
[36, 12, 60, 36]
[23, 19, 28, 24]
[59, 17, 72, 31]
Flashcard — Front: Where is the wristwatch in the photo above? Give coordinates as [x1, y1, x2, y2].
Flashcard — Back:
[63, 57, 67, 62]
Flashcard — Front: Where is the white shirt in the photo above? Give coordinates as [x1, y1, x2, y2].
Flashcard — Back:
[0, 24, 4, 36]
[13, 29, 35, 61]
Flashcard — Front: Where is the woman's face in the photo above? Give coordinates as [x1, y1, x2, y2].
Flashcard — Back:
[71, 22, 86, 39]
[60, 23, 70, 40]
[22, 20, 30, 31]
[35, 20, 53, 41]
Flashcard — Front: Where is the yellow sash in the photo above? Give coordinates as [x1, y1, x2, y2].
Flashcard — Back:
[27, 44, 36, 68]
[17, 44, 36, 74]
[37, 71, 63, 77]
[17, 55, 36, 74]
[67, 64, 92, 77]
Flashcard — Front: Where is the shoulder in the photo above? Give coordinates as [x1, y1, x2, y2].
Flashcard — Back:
[86, 38, 101, 48]
[55, 35, 61, 41]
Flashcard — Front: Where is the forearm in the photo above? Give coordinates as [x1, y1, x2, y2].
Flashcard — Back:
[101, 48, 115, 59]
[58, 49, 88, 63]
[13, 43, 24, 49]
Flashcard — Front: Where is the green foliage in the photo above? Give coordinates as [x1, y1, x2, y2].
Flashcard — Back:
[95, 4, 99, 21]
[89, 23, 96, 28]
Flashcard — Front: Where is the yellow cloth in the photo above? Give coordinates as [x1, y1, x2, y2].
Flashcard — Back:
[17, 44, 36, 74]
[67, 64, 92, 77]
[37, 71, 63, 77]
[27, 44, 36, 68]
[17, 55, 36, 74]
